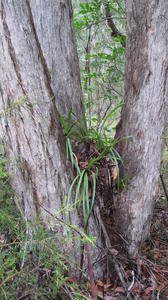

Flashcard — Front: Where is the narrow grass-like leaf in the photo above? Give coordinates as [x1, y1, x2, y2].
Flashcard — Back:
[82, 183, 87, 226]
[112, 147, 124, 164]
[66, 140, 69, 160]
[88, 146, 108, 169]
[75, 169, 85, 209]
[89, 171, 96, 214]
[66, 107, 72, 134]
[73, 155, 81, 175]
[87, 156, 99, 169]
[58, 111, 66, 131]
[66, 175, 79, 234]
[67, 138, 74, 168]
[84, 172, 89, 216]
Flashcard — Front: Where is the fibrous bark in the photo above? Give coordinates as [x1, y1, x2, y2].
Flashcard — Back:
[0, 0, 83, 225]
[115, 0, 168, 256]
[30, 0, 83, 117]
[0, 0, 103, 277]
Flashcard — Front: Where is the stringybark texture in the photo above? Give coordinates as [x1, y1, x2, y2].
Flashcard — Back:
[0, 0, 103, 277]
[30, 0, 83, 117]
[0, 0, 83, 224]
[115, 0, 168, 256]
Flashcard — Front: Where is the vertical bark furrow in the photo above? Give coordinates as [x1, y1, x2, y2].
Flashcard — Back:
[25, 0, 54, 101]
[0, 3, 26, 95]
[29, 0, 83, 117]
[0, 0, 71, 223]
[0, 0, 103, 277]
[115, 0, 168, 256]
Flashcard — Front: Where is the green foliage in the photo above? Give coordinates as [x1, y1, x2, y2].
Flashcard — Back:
[67, 165, 97, 228]
[0, 158, 86, 300]
[59, 108, 123, 231]
[59, 110, 98, 228]
[0, 199, 71, 299]
[73, 0, 102, 30]
[69, 1, 126, 223]
[73, 0, 125, 131]
[0, 155, 12, 200]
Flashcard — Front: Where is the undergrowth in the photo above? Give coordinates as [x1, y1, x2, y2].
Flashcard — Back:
[0, 105, 123, 299]
[0, 155, 85, 300]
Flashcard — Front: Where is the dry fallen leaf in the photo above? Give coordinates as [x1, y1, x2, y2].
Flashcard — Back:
[115, 286, 125, 294]
[113, 166, 117, 181]
[95, 278, 112, 295]
[142, 286, 153, 298]
[66, 277, 77, 283]
[79, 161, 88, 168]
[113, 276, 119, 290]
[104, 283, 112, 292]
[96, 291, 118, 300]
[96, 279, 104, 288]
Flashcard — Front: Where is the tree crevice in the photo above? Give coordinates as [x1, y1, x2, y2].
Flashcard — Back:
[1, 2, 26, 95]
[25, 0, 55, 102]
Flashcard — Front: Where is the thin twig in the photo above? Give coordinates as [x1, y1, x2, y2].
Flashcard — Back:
[20, 220, 30, 269]
[63, 283, 74, 300]
[160, 174, 168, 201]
[0, 271, 20, 289]
[80, 16, 126, 32]
[114, 0, 125, 13]
[39, 204, 92, 242]
[128, 270, 135, 291]
[1, 287, 8, 300]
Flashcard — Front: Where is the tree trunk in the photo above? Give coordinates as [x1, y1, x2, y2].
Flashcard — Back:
[29, 0, 83, 117]
[0, 0, 81, 223]
[0, 0, 103, 277]
[115, 0, 168, 257]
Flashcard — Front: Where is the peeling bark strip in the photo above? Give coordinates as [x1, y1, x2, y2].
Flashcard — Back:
[115, 0, 168, 256]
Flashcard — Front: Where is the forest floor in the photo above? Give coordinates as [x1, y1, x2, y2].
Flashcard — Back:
[73, 142, 168, 299]
[92, 145, 168, 300]
[94, 192, 168, 300]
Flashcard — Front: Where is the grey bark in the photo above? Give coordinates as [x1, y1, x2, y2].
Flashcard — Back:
[115, 0, 168, 256]
[0, 0, 79, 223]
[0, 0, 103, 276]
[30, 0, 83, 117]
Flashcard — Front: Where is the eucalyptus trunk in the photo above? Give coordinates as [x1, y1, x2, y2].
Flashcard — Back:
[0, 0, 82, 222]
[115, 0, 168, 256]
[0, 0, 104, 277]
